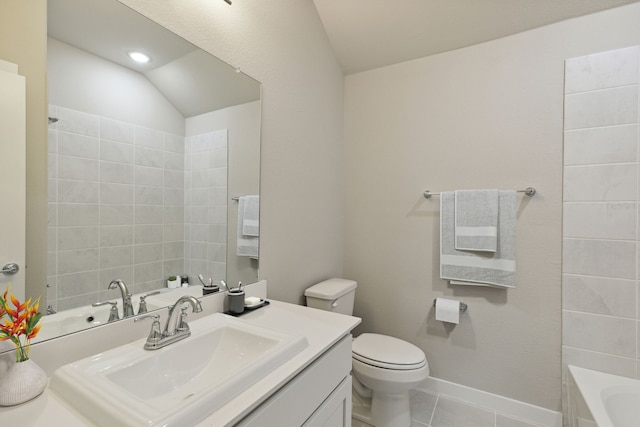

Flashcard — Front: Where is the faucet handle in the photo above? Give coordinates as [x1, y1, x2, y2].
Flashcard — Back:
[92, 301, 120, 322]
[135, 314, 162, 345]
[176, 307, 190, 333]
[137, 291, 161, 314]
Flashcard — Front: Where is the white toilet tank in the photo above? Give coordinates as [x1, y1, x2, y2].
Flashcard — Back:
[304, 278, 357, 315]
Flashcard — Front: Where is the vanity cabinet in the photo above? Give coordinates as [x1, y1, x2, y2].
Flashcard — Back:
[238, 335, 352, 427]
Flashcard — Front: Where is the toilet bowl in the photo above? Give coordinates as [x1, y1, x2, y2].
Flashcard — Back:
[305, 279, 429, 427]
[352, 333, 429, 426]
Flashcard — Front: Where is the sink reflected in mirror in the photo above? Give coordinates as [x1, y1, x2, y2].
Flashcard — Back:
[50, 313, 308, 427]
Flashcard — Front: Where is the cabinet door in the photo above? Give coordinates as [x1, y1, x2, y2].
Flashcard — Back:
[303, 376, 352, 427]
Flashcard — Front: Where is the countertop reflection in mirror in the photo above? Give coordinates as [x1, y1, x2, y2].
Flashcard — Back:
[39, 0, 261, 342]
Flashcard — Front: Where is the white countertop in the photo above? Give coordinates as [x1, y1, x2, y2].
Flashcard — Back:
[0, 300, 360, 426]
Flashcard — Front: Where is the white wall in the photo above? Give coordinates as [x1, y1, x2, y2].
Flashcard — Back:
[562, 46, 640, 378]
[344, 3, 640, 411]
[48, 38, 184, 135]
[119, 0, 345, 303]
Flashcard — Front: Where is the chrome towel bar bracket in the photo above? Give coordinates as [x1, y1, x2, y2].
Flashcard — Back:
[423, 187, 536, 199]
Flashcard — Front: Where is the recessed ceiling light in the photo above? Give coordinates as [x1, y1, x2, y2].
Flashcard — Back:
[127, 51, 151, 64]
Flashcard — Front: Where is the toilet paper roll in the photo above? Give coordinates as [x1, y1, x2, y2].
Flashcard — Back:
[435, 298, 460, 324]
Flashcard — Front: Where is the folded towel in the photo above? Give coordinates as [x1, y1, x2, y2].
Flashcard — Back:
[455, 189, 499, 252]
[236, 197, 259, 258]
[241, 195, 260, 237]
[440, 190, 517, 288]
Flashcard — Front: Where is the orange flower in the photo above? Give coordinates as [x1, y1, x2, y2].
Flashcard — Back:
[0, 284, 43, 362]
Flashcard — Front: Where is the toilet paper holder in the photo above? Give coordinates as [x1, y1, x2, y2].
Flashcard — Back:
[433, 299, 468, 313]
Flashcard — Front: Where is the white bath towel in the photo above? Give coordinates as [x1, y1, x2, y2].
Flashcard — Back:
[241, 195, 260, 237]
[454, 189, 499, 252]
[236, 196, 259, 259]
[440, 190, 517, 288]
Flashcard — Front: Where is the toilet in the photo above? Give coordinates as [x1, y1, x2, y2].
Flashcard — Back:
[305, 278, 429, 427]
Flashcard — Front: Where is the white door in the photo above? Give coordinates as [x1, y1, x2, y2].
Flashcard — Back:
[0, 59, 26, 300]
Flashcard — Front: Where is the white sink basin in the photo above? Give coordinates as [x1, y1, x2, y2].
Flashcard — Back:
[50, 312, 308, 427]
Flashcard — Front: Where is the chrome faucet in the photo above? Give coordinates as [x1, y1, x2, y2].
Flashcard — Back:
[135, 295, 203, 350]
[108, 279, 134, 318]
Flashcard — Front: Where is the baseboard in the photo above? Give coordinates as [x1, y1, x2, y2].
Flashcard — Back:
[417, 377, 563, 427]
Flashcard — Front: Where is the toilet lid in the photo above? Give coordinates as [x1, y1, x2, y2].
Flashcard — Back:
[352, 333, 426, 370]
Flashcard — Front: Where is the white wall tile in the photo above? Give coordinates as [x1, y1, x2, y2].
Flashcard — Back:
[57, 204, 99, 226]
[135, 126, 164, 149]
[562, 239, 636, 279]
[100, 246, 134, 269]
[135, 165, 164, 187]
[565, 46, 639, 94]
[562, 274, 636, 318]
[100, 161, 134, 184]
[164, 170, 185, 188]
[164, 133, 185, 153]
[164, 151, 185, 171]
[563, 310, 636, 357]
[134, 243, 163, 264]
[101, 183, 134, 205]
[135, 205, 163, 225]
[101, 118, 134, 143]
[163, 206, 184, 224]
[56, 271, 100, 297]
[135, 146, 164, 168]
[58, 180, 100, 203]
[100, 226, 133, 247]
[57, 108, 100, 137]
[100, 140, 134, 164]
[58, 156, 100, 181]
[564, 86, 638, 130]
[562, 202, 636, 239]
[135, 186, 163, 205]
[564, 124, 638, 165]
[57, 226, 99, 251]
[133, 261, 163, 283]
[563, 164, 637, 202]
[58, 132, 99, 159]
[562, 345, 637, 378]
[58, 248, 99, 275]
[134, 224, 163, 244]
[100, 204, 134, 226]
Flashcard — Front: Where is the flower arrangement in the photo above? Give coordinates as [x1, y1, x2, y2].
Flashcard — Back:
[0, 285, 42, 363]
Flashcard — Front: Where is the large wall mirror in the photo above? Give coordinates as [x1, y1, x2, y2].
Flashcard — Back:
[33, 0, 260, 342]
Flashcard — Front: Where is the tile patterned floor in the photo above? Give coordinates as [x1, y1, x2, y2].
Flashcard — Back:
[352, 389, 544, 427]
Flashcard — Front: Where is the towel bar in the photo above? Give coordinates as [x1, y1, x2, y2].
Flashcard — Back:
[433, 299, 468, 313]
[423, 187, 536, 199]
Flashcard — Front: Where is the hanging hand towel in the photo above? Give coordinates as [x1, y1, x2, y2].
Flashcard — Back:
[440, 190, 517, 288]
[236, 196, 259, 259]
[241, 195, 260, 237]
[454, 189, 499, 252]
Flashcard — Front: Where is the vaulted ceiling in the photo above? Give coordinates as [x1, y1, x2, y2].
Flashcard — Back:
[313, 0, 640, 74]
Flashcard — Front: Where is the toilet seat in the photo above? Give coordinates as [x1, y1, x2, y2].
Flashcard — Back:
[352, 333, 427, 370]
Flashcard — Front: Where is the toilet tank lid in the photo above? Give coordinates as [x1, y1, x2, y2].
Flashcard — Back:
[304, 278, 357, 300]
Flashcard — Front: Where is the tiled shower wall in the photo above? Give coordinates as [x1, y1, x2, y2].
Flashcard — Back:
[184, 130, 228, 283]
[562, 46, 640, 379]
[47, 106, 186, 311]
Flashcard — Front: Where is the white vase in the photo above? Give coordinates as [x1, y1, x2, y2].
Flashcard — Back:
[0, 359, 48, 406]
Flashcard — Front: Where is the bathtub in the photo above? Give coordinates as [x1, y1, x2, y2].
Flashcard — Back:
[568, 365, 640, 427]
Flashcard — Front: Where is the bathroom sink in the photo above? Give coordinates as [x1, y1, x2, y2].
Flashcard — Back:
[50, 312, 308, 427]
